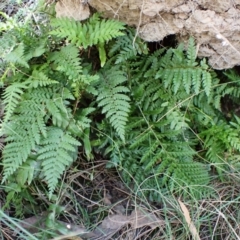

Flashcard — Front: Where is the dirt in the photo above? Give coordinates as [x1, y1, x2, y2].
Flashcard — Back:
[56, 0, 240, 70]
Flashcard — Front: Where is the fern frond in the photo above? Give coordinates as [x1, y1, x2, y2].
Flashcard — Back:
[4, 43, 29, 68]
[186, 37, 197, 66]
[49, 45, 82, 81]
[50, 14, 125, 49]
[75, 107, 95, 130]
[38, 127, 80, 197]
[109, 28, 148, 63]
[24, 39, 47, 60]
[0, 31, 18, 57]
[96, 67, 130, 141]
[202, 70, 212, 97]
[3, 82, 27, 123]
[26, 70, 58, 88]
[151, 38, 214, 97]
[2, 124, 36, 182]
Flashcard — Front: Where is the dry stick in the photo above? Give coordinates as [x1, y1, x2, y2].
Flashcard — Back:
[113, 0, 128, 19]
[95, 0, 117, 16]
[133, 0, 145, 46]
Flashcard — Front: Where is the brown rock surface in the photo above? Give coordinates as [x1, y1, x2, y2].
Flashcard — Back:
[56, 0, 240, 69]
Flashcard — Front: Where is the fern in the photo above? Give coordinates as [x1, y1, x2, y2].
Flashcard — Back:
[49, 45, 82, 81]
[2, 81, 80, 195]
[50, 14, 125, 66]
[4, 43, 29, 68]
[3, 4, 240, 207]
[0, 11, 119, 199]
[109, 28, 148, 63]
[200, 119, 240, 178]
[2, 86, 53, 181]
[150, 38, 214, 96]
[50, 14, 125, 48]
[2, 126, 37, 181]
[96, 66, 131, 141]
[26, 69, 58, 88]
[38, 127, 80, 197]
[95, 37, 234, 199]
[2, 82, 27, 123]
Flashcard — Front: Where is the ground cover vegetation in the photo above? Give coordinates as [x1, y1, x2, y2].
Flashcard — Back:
[1, 0, 240, 239]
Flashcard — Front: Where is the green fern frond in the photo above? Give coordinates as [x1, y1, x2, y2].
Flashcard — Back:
[24, 39, 47, 60]
[150, 38, 214, 97]
[140, 141, 161, 164]
[142, 49, 165, 78]
[202, 70, 212, 97]
[0, 31, 18, 57]
[49, 44, 82, 80]
[38, 127, 80, 197]
[191, 68, 202, 94]
[50, 14, 125, 49]
[4, 43, 29, 68]
[96, 67, 131, 141]
[2, 125, 36, 182]
[109, 28, 148, 63]
[130, 131, 152, 149]
[75, 107, 95, 130]
[26, 70, 58, 88]
[3, 82, 27, 123]
[186, 37, 197, 66]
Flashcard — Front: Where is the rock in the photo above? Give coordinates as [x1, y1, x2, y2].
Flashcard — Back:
[56, 0, 90, 21]
[56, 0, 240, 70]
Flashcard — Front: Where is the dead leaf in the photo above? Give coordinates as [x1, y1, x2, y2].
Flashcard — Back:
[113, 204, 126, 215]
[130, 208, 165, 229]
[101, 214, 130, 229]
[91, 207, 165, 240]
[16, 214, 47, 234]
[91, 213, 129, 240]
[178, 199, 201, 240]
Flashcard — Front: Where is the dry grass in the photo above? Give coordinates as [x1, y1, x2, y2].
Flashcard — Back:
[2, 158, 240, 240]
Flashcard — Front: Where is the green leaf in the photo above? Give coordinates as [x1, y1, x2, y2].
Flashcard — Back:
[98, 42, 107, 67]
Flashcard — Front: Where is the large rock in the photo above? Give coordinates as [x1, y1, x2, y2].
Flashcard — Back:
[56, 0, 240, 70]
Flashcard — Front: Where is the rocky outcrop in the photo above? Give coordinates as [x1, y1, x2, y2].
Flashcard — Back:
[56, 0, 240, 70]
